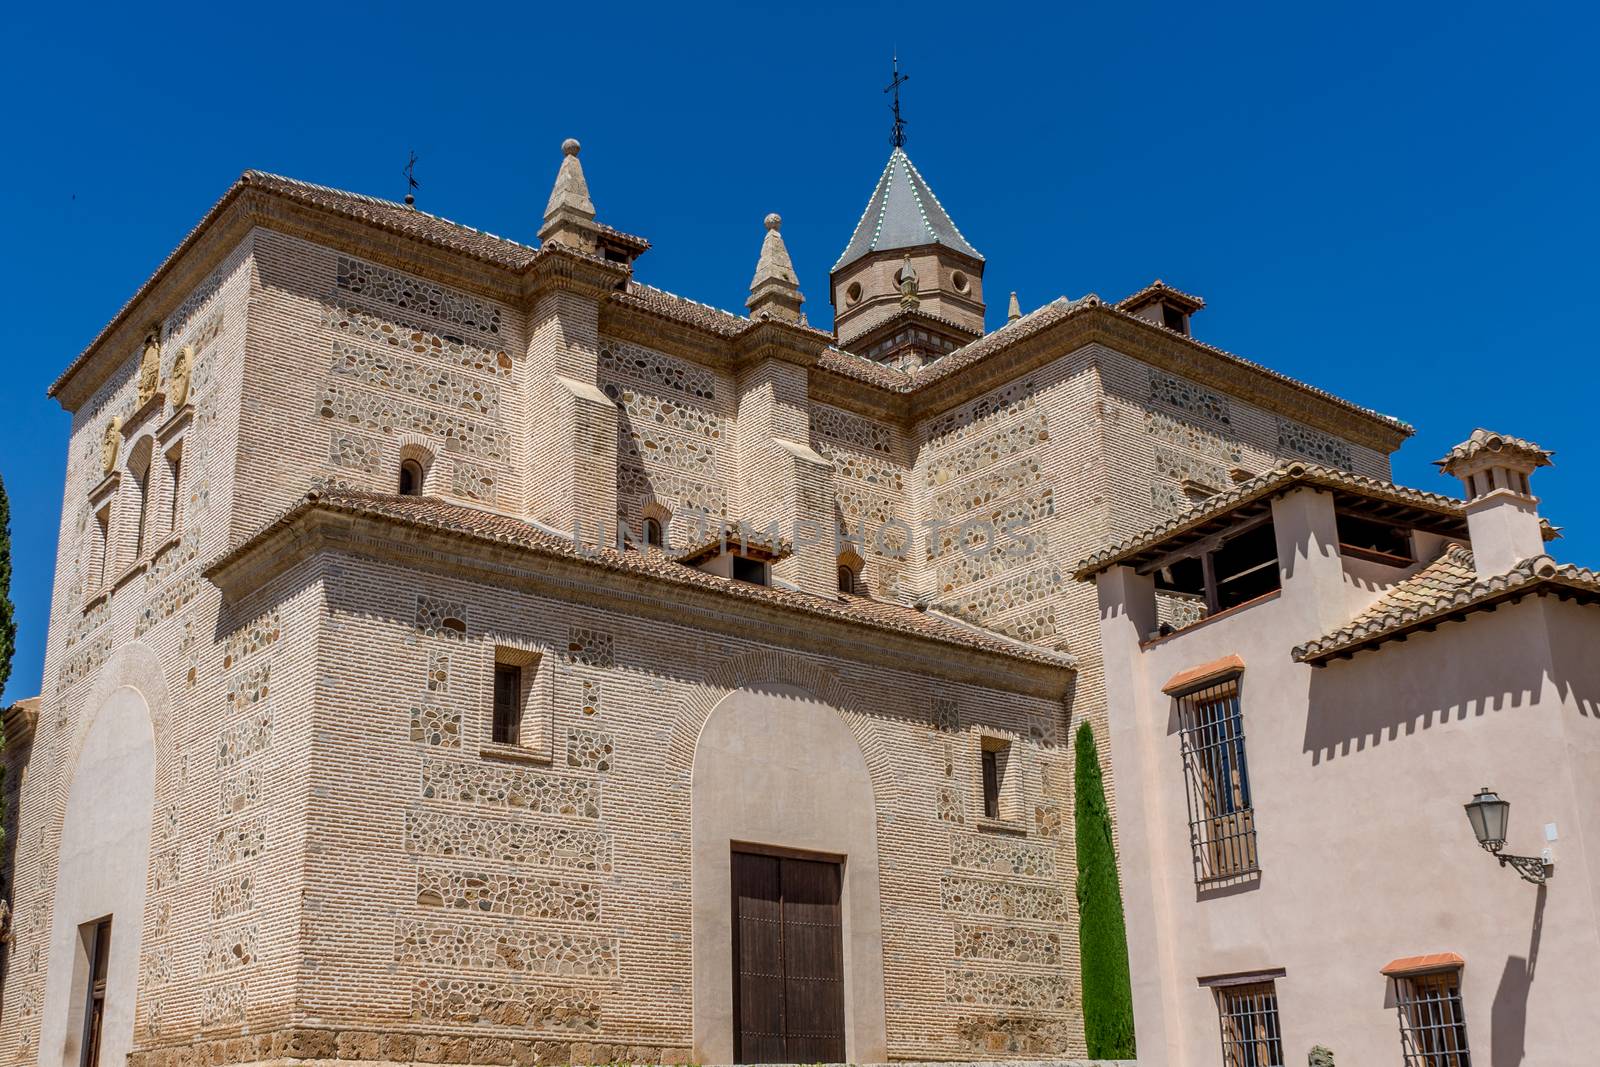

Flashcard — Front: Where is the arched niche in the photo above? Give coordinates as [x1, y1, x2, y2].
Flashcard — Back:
[40, 647, 165, 1067]
[689, 682, 888, 1063]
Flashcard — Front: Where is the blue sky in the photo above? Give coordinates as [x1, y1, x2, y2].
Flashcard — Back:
[2, 1, 1596, 703]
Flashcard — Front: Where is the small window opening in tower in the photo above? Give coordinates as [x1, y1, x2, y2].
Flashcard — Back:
[399, 459, 424, 496]
[838, 563, 862, 594]
[1162, 305, 1188, 334]
[644, 518, 664, 548]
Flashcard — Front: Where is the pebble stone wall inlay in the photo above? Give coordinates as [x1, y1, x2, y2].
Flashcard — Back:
[940, 875, 1069, 923]
[599, 341, 716, 401]
[950, 833, 1057, 878]
[337, 256, 502, 337]
[410, 703, 461, 748]
[323, 303, 512, 377]
[318, 381, 509, 462]
[566, 627, 613, 668]
[199, 981, 247, 1029]
[404, 810, 612, 873]
[1149, 369, 1232, 426]
[1278, 417, 1354, 470]
[411, 977, 601, 1032]
[395, 918, 618, 977]
[953, 922, 1062, 965]
[813, 404, 894, 455]
[419, 756, 600, 819]
[330, 341, 501, 417]
[416, 865, 602, 922]
[946, 969, 1072, 1012]
[565, 728, 613, 772]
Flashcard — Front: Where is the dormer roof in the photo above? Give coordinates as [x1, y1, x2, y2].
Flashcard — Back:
[832, 147, 982, 272]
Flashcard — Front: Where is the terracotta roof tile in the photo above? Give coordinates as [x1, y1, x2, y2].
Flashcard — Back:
[1117, 279, 1206, 313]
[1161, 654, 1246, 694]
[208, 490, 1075, 670]
[612, 282, 749, 337]
[1381, 952, 1465, 977]
[1435, 428, 1554, 471]
[1292, 551, 1600, 663]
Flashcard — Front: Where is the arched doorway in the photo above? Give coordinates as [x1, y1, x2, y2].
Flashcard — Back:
[39, 683, 156, 1067]
[690, 682, 888, 1063]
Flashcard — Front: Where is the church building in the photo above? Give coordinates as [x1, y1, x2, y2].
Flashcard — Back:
[11, 107, 1546, 1067]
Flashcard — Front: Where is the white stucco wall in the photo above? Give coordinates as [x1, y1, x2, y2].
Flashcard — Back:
[38, 682, 156, 1067]
[1098, 488, 1600, 1064]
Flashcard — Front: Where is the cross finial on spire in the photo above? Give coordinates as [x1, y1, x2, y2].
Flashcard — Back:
[885, 53, 909, 149]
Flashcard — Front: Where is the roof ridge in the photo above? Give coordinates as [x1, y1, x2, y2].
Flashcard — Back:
[243, 170, 536, 253]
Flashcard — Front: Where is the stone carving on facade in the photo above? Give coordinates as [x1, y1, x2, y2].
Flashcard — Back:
[100, 415, 123, 474]
[898, 254, 920, 310]
[137, 332, 162, 407]
[167, 344, 193, 408]
[1308, 1045, 1335, 1066]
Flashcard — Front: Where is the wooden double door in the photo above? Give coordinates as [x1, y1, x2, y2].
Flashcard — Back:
[731, 849, 846, 1063]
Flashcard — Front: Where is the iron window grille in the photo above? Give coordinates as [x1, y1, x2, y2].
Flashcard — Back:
[1215, 981, 1284, 1067]
[1176, 678, 1259, 883]
[1393, 969, 1472, 1066]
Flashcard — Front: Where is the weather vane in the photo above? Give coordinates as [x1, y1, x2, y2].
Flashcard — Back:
[403, 150, 420, 207]
[885, 54, 909, 149]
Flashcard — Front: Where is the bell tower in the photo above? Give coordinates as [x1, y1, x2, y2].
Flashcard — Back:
[830, 65, 986, 368]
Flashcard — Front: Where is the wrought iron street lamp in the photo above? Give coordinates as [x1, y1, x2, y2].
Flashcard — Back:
[1464, 787, 1549, 884]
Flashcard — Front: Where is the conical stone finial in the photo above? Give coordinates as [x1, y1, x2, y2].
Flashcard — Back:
[897, 254, 920, 311]
[746, 213, 805, 323]
[1007, 291, 1022, 322]
[540, 137, 600, 250]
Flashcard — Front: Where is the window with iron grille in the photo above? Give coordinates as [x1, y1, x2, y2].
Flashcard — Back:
[1176, 678, 1259, 883]
[1214, 981, 1284, 1067]
[1393, 969, 1472, 1066]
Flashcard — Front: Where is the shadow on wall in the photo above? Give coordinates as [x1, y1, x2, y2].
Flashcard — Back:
[1490, 885, 1544, 1067]
[1300, 637, 1545, 766]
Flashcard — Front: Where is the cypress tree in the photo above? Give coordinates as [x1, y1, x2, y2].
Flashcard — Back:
[1075, 718, 1136, 1057]
[0, 475, 13, 858]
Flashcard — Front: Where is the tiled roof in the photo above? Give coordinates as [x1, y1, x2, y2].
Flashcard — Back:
[673, 522, 793, 564]
[209, 490, 1075, 670]
[1117, 279, 1206, 313]
[833, 148, 983, 271]
[1435, 428, 1554, 471]
[612, 282, 749, 338]
[1073, 463, 1469, 580]
[243, 171, 541, 267]
[1292, 550, 1600, 664]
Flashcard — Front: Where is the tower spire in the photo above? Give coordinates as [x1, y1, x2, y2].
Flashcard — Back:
[885, 54, 909, 149]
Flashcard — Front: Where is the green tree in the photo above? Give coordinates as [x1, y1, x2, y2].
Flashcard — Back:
[0, 475, 14, 858]
[1075, 718, 1136, 1057]
[0, 474, 14, 698]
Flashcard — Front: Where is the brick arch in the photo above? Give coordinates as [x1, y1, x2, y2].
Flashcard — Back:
[667, 649, 898, 809]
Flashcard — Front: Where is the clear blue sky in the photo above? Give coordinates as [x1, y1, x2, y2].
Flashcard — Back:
[3, 2, 1596, 703]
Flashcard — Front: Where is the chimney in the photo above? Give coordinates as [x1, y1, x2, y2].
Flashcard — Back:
[1118, 279, 1205, 337]
[1435, 429, 1554, 576]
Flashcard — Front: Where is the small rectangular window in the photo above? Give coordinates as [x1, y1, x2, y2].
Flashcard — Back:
[493, 663, 522, 745]
[979, 737, 1013, 821]
[1393, 969, 1471, 1066]
[981, 749, 1001, 819]
[1176, 679, 1259, 882]
[1215, 980, 1284, 1067]
[165, 444, 184, 535]
[93, 506, 112, 590]
[732, 556, 767, 585]
[79, 917, 112, 1067]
